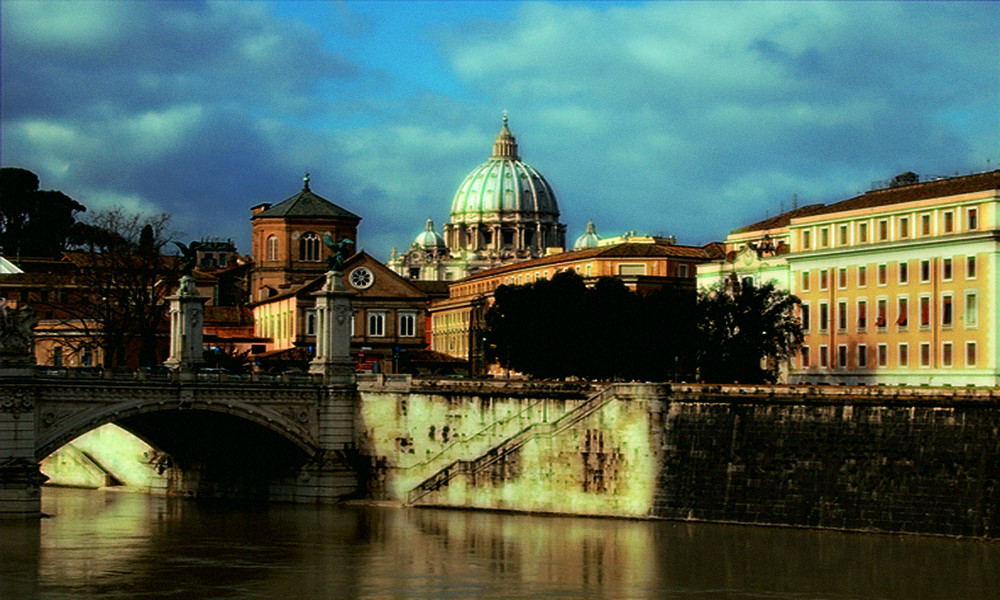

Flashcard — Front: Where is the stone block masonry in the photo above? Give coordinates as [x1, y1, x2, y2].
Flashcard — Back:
[358, 377, 1000, 539]
[652, 387, 1000, 538]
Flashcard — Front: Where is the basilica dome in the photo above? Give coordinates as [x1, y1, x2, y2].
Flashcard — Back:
[449, 116, 559, 224]
[413, 218, 447, 251]
[573, 220, 601, 251]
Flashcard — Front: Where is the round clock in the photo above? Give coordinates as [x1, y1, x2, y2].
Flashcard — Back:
[349, 267, 374, 289]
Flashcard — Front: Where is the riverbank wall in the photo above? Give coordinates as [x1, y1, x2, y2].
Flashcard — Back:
[357, 376, 1000, 538]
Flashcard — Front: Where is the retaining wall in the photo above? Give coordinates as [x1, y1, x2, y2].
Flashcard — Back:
[358, 377, 1000, 538]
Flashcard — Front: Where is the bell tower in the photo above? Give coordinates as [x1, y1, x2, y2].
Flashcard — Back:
[250, 175, 361, 301]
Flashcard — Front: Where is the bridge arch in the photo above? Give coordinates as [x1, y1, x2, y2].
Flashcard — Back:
[36, 398, 321, 462]
[34, 394, 329, 500]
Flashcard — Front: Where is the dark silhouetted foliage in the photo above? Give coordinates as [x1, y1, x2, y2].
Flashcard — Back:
[485, 271, 699, 381]
[0, 167, 87, 257]
[62, 209, 177, 367]
[695, 278, 803, 383]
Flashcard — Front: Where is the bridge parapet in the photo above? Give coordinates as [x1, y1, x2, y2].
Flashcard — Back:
[663, 382, 1000, 405]
[28, 366, 330, 385]
[358, 374, 604, 398]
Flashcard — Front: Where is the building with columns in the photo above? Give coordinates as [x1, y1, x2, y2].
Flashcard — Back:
[388, 115, 567, 281]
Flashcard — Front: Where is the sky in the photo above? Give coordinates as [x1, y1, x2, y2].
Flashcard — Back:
[3, 1, 998, 262]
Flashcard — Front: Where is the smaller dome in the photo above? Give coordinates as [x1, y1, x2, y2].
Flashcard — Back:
[573, 220, 601, 250]
[413, 218, 447, 250]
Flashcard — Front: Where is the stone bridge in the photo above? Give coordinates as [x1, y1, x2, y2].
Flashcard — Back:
[1, 370, 357, 517]
[1, 267, 358, 518]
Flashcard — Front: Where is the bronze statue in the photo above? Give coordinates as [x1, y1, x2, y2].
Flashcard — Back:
[172, 241, 201, 276]
[322, 233, 353, 272]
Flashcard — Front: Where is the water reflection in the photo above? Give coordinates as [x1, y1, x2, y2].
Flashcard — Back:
[1, 488, 996, 599]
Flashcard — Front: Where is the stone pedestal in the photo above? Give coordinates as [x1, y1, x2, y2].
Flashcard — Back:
[164, 275, 208, 372]
[309, 271, 355, 384]
[1, 305, 45, 517]
[0, 385, 46, 518]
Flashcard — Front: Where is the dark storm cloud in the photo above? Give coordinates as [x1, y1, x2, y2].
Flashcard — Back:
[3, 1, 357, 119]
[2, 1, 997, 261]
[2, 0, 368, 252]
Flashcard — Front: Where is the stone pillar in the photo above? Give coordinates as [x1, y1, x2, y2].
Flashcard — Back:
[280, 270, 358, 502]
[0, 389, 47, 518]
[1, 303, 46, 518]
[309, 270, 354, 384]
[164, 275, 208, 372]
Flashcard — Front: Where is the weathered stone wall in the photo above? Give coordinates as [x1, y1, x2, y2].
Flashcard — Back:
[357, 377, 600, 501]
[358, 377, 1000, 538]
[356, 378, 664, 517]
[652, 387, 1000, 538]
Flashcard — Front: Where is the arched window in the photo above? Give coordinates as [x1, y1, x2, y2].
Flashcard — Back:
[300, 232, 320, 261]
[266, 235, 278, 261]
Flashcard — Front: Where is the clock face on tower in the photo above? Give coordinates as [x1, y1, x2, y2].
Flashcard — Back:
[349, 267, 374, 290]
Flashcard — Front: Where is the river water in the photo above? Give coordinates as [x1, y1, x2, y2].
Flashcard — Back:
[1, 487, 997, 600]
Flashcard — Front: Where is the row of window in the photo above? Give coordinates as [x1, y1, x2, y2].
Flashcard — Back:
[319, 311, 416, 338]
[800, 256, 977, 292]
[454, 261, 695, 298]
[799, 207, 979, 250]
[800, 341, 978, 370]
[263, 232, 325, 262]
[49, 345, 97, 367]
[801, 292, 977, 333]
[263, 310, 418, 340]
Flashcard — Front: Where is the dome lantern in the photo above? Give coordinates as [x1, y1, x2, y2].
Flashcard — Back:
[491, 113, 519, 161]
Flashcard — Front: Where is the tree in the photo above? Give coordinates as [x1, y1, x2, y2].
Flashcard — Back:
[695, 277, 802, 384]
[484, 271, 699, 381]
[637, 285, 698, 382]
[485, 270, 587, 378]
[57, 209, 177, 368]
[582, 277, 644, 380]
[0, 167, 87, 258]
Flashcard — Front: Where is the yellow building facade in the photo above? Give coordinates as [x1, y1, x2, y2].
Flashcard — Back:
[702, 170, 1000, 386]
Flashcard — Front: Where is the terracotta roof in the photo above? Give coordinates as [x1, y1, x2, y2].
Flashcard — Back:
[205, 306, 254, 325]
[61, 251, 182, 271]
[811, 170, 1000, 217]
[731, 204, 827, 234]
[702, 241, 727, 260]
[252, 182, 360, 221]
[411, 280, 451, 297]
[459, 242, 711, 283]
[3, 257, 77, 275]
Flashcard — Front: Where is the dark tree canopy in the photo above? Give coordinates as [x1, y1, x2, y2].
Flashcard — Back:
[0, 167, 87, 258]
[695, 278, 803, 384]
[484, 271, 699, 381]
[486, 270, 587, 379]
[484, 272, 800, 383]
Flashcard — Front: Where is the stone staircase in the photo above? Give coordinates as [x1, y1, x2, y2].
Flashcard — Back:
[406, 383, 625, 505]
